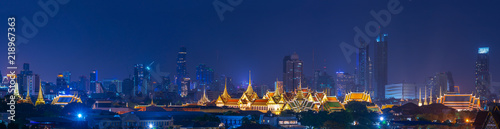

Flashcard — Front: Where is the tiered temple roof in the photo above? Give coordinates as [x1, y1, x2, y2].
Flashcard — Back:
[436, 93, 481, 111]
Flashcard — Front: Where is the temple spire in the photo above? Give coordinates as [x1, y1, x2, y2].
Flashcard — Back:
[245, 70, 254, 93]
[424, 86, 428, 105]
[35, 83, 45, 106]
[418, 88, 422, 106]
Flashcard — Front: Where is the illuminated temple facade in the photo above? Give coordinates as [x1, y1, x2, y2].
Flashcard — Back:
[215, 72, 380, 114]
[436, 93, 481, 111]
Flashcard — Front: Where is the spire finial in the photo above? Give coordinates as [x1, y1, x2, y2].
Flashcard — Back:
[249, 70, 252, 86]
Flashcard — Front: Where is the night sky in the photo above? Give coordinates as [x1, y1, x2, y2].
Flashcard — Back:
[1, 0, 499, 93]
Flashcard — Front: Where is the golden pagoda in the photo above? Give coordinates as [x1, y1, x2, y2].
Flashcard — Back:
[35, 84, 45, 106]
[20, 83, 33, 105]
[216, 78, 232, 106]
[197, 86, 210, 106]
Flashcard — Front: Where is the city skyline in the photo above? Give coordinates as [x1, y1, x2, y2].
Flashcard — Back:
[1, 1, 499, 94]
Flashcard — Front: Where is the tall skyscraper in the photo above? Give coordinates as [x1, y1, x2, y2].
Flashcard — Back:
[17, 63, 33, 95]
[90, 70, 98, 94]
[122, 78, 134, 96]
[196, 64, 215, 89]
[335, 72, 356, 97]
[78, 75, 89, 91]
[283, 52, 303, 92]
[475, 47, 491, 99]
[175, 47, 188, 88]
[56, 73, 68, 94]
[356, 42, 369, 92]
[317, 70, 335, 96]
[428, 72, 455, 98]
[374, 33, 388, 99]
[62, 71, 71, 85]
[134, 64, 150, 95]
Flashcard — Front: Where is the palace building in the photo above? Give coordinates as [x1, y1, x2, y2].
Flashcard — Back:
[436, 93, 481, 111]
[215, 71, 381, 114]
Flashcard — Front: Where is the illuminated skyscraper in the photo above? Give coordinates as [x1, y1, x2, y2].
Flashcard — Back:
[17, 63, 33, 95]
[335, 72, 355, 97]
[90, 70, 98, 93]
[475, 47, 491, 100]
[134, 64, 150, 95]
[374, 33, 388, 99]
[175, 47, 188, 89]
[56, 73, 68, 94]
[356, 42, 369, 92]
[62, 71, 71, 85]
[196, 64, 214, 89]
[283, 52, 303, 92]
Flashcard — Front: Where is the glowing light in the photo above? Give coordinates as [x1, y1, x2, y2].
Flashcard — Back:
[77, 114, 82, 118]
[146, 67, 151, 70]
[379, 117, 384, 121]
[466, 119, 469, 123]
[148, 124, 153, 128]
[479, 47, 489, 54]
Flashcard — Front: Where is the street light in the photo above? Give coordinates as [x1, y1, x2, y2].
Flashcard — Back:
[149, 124, 153, 128]
[78, 114, 82, 118]
[379, 116, 384, 121]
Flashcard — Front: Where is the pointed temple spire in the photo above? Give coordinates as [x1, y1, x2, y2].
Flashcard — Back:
[222, 78, 230, 97]
[245, 70, 254, 93]
[418, 88, 422, 106]
[35, 83, 45, 106]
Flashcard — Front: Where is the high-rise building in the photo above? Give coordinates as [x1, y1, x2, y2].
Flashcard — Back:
[180, 78, 191, 97]
[17, 63, 33, 95]
[385, 83, 417, 99]
[90, 70, 98, 94]
[62, 71, 71, 85]
[335, 72, 356, 97]
[374, 33, 388, 99]
[275, 80, 283, 94]
[356, 42, 369, 92]
[196, 64, 215, 89]
[78, 76, 89, 91]
[134, 64, 150, 95]
[283, 52, 303, 92]
[122, 78, 134, 96]
[103, 79, 122, 93]
[175, 47, 188, 88]
[475, 47, 491, 100]
[428, 72, 455, 97]
[57, 73, 68, 94]
[317, 70, 335, 96]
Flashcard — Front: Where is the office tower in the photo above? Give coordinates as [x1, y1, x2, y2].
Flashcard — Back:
[90, 70, 98, 93]
[175, 47, 188, 88]
[26, 74, 35, 96]
[17, 63, 33, 95]
[428, 72, 455, 97]
[78, 76, 89, 91]
[374, 33, 388, 99]
[335, 72, 356, 97]
[134, 64, 150, 95]
[475, 47, 491, 99]
[356, 41, 369, 92]
[180, 78, 191, 97]
[103, 79, 122, 93]
[34, 74, 40, 95]
[275, 80, 284, 94]
[317, 70, 335, 96]
[385, 83, 417, 99]
[122, 78, 134, 96]
[446, 72, 455, 92]
[62, 71, 71, 84]
[196, 64, 215, 89]
[56, 73, 69, 94]
[283, 52, 303, 92]
[161, 76, 171, 91]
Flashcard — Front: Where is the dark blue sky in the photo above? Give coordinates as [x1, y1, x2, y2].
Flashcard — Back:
[1, 0, 499, 93]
